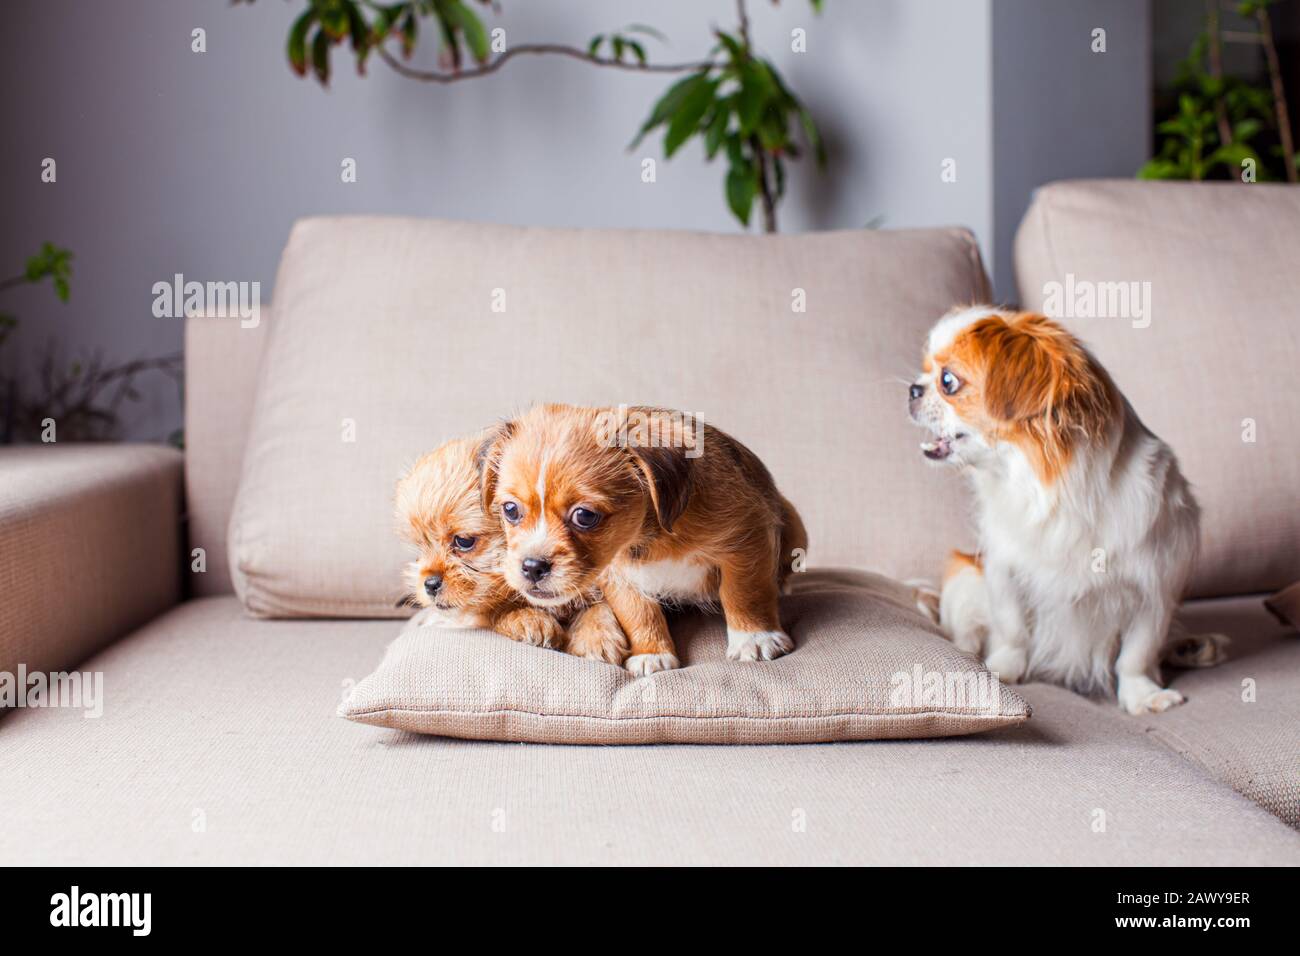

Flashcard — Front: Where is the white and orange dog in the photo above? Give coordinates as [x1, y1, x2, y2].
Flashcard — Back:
[909, 307, 1223, 714]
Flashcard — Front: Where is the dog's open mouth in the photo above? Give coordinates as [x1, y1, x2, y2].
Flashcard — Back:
[920, 432, 965, 461]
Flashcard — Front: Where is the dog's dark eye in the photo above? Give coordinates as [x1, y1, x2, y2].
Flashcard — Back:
[940, 368, 962, 395]
[569, 507, 602, 531]
[451, 534, 476, 552]
[502, 501, 521, 525]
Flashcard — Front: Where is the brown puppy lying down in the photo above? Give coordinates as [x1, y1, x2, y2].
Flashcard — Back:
[478, 404, 807, 675]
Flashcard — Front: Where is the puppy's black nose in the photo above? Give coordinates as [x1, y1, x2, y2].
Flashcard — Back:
[909, 383, 925, 402]
[520, 558, 551, 583]
[423, 575, 443, 597]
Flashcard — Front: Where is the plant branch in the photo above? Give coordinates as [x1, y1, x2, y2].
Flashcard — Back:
[1206, 1, 1233, 146]
[751, 137, 777, 233]
[376, 42, 715, 83]
[736, 0, 752, 48]
[1256, 4, 1297, 182]
[0, 275, 27, 293]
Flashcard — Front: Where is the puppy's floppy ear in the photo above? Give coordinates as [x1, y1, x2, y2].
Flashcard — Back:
[628, 443, 693, 533]
[977, 314, 1109, 429]
[475, 419, 515, 511]
[974, 316, 1056, 423]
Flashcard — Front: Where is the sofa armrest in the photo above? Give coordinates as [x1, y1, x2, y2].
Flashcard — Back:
[0, 444, 183, 680]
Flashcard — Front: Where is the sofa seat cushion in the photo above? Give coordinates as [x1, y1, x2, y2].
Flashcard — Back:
[231, 217, 990, 617]
[340, 570, 1030, 744]
[1015, 180, 1300, 597]
[1141, 594, 1300, 828]
[2, 597, 1298, 865]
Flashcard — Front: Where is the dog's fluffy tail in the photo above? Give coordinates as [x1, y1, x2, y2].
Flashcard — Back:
[938, 551, 989, 655]
[1163, 619, 1230, 668]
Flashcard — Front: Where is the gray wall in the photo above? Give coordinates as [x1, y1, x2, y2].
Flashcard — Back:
[991, 0, 1152, 300]
[3, 0, 1146, 441]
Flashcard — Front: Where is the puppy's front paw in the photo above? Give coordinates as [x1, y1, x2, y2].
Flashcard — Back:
[1118, 677, 1186, 715]
[494, 607, 564, 649]
[726, 629, 793, 662]
[625, 653, 679, 676]
[567, 604, 629, 665]
[984, 645, 1027, 683]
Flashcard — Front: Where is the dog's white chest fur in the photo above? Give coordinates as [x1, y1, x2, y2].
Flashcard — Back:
[619, 557, 715, 604]
[973, 417, 1199, 693]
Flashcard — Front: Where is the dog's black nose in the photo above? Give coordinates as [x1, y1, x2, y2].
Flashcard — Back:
[909, 383, 925, 401]
[423, 575, 443, 597]
[520, 558, 551, 583]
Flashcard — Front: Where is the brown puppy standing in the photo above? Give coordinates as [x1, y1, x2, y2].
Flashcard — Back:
[479, 404, 807, 675]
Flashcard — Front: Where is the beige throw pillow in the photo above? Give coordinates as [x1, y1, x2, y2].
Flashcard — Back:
[340, 570, 1030, 744]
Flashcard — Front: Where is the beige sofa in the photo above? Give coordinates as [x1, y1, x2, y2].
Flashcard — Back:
[2, 180, 1297, 865]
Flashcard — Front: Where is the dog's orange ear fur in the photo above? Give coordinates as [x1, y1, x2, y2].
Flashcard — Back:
[628, 444, 693, 533]
[970, 313, 1113, 477]
[475, 419, 515, 511]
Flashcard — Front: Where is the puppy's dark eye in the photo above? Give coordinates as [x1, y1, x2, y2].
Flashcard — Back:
[452, 534, 476, 552]
[940, 368, 962, 395]
[569, 507, 602, 531]
[502, 501, 521, 525]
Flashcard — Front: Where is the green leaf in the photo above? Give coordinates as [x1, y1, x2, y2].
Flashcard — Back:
[1137, 157, 1187, 180]
[612, 36, 625, 62]
[664, 77, 718, 157]
[1207, 142, 1262, 171]
[588, 34, 604, 56]
[288, 9, 315, 76]
[23, 243, 73, 298]
[400, 10, 418, 58]
[724, 133, 746, 167]
[446, 0, 490, 63]
[798, 106, 826, 166]
[631, 70, 711, 148]
[311, 28, 331, 84]
[735, 65, 768, 135]
[320, 3, 349, 40]
[345, 1, 369, 53]
[757, 109, 788, 152]
[713, 30, 745, 62]
[1232, 118, 1263, 142]
[704, 106, 729, 158]
[726, 161, 758, 226]
[626, 39, 646, 65]
[434, 10, 458, 68]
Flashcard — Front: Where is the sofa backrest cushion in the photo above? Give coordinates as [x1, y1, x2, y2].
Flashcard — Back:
[185, 316, 269, 596]
[231, 217, 990, 617]
[1015, 180, 1300, 598]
